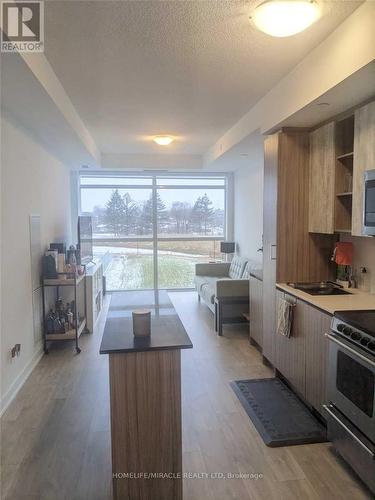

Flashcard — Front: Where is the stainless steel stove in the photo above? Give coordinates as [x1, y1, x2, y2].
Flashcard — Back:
[324, 310, 375, 494]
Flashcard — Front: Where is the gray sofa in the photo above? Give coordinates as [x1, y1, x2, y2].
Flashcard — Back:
[194, 256, 253, 335]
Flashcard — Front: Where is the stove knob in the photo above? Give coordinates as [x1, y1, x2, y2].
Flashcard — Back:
[360, 337, 370, 347]
[367, 341, 375, 352]
[342, 326, 352, 336]
[337, 323, 345, 333]
[350, 331, 361, 341]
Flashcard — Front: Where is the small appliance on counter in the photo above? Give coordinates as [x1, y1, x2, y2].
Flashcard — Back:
[324, 310, 375, 494]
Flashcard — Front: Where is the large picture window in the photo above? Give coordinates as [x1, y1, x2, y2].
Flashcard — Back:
[79, 175, 228, 290]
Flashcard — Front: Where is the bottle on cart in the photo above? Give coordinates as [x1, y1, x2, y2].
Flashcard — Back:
[65, 303, 73, 329]
[55, 298, 63, 317]
[46, 309, 55, 334]
[70, 300, 76, 326]
[53, 315, 64, 334]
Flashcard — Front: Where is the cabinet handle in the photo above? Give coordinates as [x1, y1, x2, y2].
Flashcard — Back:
[325, 333, 375, 367]
[270, 245, 277, 260]
[323, 404, 375, 458]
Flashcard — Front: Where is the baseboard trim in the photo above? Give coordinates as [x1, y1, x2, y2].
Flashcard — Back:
[0, 346, 44, 417]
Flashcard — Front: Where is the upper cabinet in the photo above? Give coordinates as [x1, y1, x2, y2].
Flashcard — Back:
[309, 99, 375, 237]
[308, 122, 335, 234]
[352, 101, 375, 236]
[334, 115, 354, 234]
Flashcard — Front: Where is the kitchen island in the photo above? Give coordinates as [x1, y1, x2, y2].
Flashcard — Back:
[100, 291, 193, 500]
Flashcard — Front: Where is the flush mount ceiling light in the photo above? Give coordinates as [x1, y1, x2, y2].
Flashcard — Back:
[250, 0, 321, 37]
[153, 135, 175, 146]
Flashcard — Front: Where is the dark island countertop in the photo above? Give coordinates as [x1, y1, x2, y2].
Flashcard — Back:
[100, 291, 193, 354]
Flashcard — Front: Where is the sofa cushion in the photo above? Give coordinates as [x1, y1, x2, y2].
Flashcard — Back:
[229, 256, 248, 279]
[242, 261, 251, 279]
[194, 275, 211, 294]
[200, 280, 216, 305]
[242, 260, 263, 279]
[194, 276, 217, 304]
[194, 275, 231, 304]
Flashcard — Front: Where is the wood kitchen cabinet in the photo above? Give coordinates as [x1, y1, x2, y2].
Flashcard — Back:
[305, 306, 331, 413]
[274, 291, 305, 397]
[262, 130, 334, 365]
[249, 276, 263, 348]
[308, 116, 354, 234]
[352, 100, 375, 236]
[309, 122, 336, 234]
[275, 289, 332, 415]
[307, 99, 375, 237]
[334, 115, 354, 233]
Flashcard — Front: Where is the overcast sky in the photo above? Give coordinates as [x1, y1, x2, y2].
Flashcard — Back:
[81, 188, 225, 212]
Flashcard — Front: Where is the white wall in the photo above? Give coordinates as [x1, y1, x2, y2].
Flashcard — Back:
[341, 235, 375, 290]
[233, 138, 264, 264]
[1, 116, 72, 413]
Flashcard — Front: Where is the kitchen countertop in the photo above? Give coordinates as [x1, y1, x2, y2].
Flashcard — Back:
[276, 283, 375, 315]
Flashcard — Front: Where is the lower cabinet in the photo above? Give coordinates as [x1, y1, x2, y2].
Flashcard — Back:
[275, 291, 305, 397]
[305, 306, 331, 412]
[275, 290, 331, 414]
[249, 276, 263, 347]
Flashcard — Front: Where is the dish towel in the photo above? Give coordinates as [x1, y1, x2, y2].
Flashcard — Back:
[277, 298, 295, 338]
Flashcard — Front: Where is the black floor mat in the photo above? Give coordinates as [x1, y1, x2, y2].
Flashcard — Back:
[231, 378, 327, 447]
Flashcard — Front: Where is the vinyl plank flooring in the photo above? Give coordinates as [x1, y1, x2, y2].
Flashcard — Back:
[171, 291, 372, 500]
[1, 291, 372, 500]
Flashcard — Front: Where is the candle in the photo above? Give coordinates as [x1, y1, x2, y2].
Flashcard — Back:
[132, 309, 151, 337]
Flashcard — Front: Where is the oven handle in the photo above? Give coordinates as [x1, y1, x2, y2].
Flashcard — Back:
[323, 404, 375, 458]
[325, 333, 375, 368]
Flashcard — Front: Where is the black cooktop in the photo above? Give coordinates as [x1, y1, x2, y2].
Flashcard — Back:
[334, 310, 375, 337]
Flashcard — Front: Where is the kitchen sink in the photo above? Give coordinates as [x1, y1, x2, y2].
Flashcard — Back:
[288, 282, 351, 296]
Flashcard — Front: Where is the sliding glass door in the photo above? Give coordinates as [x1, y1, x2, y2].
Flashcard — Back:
[79, 174, 228, 291]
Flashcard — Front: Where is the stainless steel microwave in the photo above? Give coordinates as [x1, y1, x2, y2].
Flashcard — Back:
[364, 169, 375, 236]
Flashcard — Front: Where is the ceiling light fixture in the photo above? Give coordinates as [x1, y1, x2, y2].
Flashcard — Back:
[250, 0, 321, 37]
[153, 135, 175, 146]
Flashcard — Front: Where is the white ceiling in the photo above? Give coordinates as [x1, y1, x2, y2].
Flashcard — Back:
[276, 61, 375, 130]
[44, 0, 362, 158]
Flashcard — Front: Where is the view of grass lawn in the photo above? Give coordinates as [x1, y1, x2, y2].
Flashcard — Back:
[105, 254, 202, 290]
[158, 255, 200, 288]
[96, 239, 222, 290]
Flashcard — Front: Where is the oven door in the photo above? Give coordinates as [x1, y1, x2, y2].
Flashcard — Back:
[364, 170, 375, 236]
[327, 332, 375, 443]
